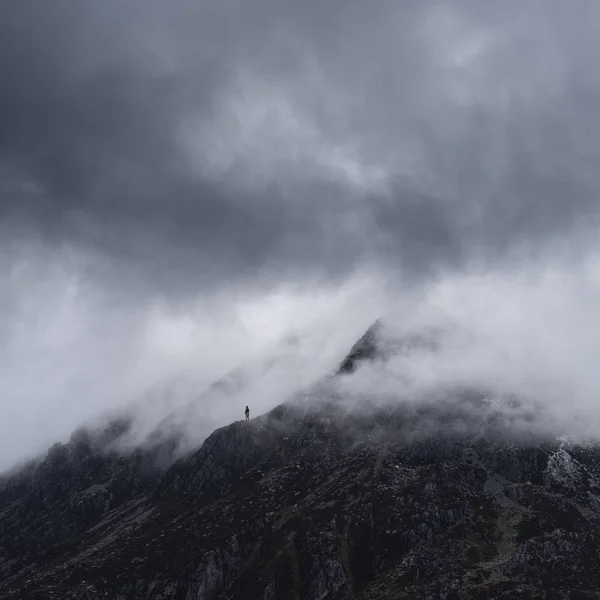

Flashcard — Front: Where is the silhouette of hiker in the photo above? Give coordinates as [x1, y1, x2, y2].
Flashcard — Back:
[245, 406, 250, 421]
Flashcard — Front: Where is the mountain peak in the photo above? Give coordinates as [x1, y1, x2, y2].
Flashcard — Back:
[338, 318, 384, 373]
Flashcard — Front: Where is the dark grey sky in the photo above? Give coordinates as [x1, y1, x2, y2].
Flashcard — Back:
[4, 0, 600, 469]
[2, 0, 600, 297]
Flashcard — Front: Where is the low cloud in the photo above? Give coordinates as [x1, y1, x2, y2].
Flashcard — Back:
[4, 249, 600, 470]
[336, 256, 600, 441]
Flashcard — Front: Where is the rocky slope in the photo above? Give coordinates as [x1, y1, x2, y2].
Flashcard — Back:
[2, 324, 600, 599]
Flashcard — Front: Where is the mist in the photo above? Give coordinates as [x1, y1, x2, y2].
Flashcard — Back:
[3, 0, 600, 469]
[0, 247, 387, 469]
[5, 251, 600, 470]
[337, 254, 600, 441]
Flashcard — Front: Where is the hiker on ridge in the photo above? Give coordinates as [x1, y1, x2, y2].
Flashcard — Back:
[245, 406, 250, 421]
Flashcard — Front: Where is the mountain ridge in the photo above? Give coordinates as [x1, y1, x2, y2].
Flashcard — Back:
[1, 323, 600, 599]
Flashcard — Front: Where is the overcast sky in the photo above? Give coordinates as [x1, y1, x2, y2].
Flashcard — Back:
[2, 0, 600, 469]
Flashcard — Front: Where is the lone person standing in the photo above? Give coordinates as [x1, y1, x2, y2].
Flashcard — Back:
[245, 406, 250, 421]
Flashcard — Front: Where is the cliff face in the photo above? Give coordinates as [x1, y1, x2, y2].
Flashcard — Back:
[2, 326, 600, 600]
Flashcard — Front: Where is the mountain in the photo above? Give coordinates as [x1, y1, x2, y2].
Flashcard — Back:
[2, 324, 600, 599]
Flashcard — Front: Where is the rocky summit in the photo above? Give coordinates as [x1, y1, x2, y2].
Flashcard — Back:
[2, 325, 600, 599]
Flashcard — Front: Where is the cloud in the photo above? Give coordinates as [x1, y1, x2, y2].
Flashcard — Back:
[3, 0, 600, 468]
[0, 248, 387, 469]
[336, 255, 600, 440]
[3, 0, 600, 295]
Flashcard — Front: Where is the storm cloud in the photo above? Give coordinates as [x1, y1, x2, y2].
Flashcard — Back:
[2, 0, 600, 294]
[3, 0, 600, 468]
